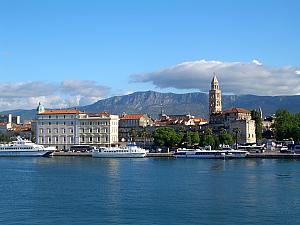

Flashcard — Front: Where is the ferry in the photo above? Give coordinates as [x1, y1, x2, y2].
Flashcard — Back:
[174, 147, 248, 159]
[92, 142, 147, 158]
[0, 137, 55, 157]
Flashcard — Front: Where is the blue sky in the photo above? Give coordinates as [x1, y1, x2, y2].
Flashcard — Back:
[1, 0, 300, 110]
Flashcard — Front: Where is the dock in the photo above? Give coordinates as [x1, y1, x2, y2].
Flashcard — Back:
[51, 151, 300, 159]
[246, 152, 300, 159]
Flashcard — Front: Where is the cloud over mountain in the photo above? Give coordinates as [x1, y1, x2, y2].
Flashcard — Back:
[132, 59, 300, 96]
[0, 80, 110, 111]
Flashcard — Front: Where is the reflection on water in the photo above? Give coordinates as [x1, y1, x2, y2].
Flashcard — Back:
[1, 158, 300, 225]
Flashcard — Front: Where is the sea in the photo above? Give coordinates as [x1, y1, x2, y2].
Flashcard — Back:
[1, 157, 300, 225]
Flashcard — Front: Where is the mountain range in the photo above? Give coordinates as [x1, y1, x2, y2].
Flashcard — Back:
[2, 90, 300, 122]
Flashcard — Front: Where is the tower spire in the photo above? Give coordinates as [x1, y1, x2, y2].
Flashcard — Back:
[209, 74, 222, 119]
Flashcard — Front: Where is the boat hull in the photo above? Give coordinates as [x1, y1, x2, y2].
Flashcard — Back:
[174, 150, 248, 159]
[92, 152, 146, 158]
[0, 150, 52, 157]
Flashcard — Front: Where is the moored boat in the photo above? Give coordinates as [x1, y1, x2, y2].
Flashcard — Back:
[0, 137, 55, 157]
[174, 148, 248, 159]
[92, 142, 147, 158]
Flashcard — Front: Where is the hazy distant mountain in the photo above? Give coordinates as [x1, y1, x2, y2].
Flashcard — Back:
[2, 91, 300, 122]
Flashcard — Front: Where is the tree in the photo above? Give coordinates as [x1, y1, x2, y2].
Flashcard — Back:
[219, 128, 234, 145]
[153, 127, 181, 148]
[274, 109, 300, 141]
[129, 128, 138, 142]
[203, 128, 215, 148]
[232, 127, 240, 149]
[251, 110, 263, 140]
[190, 132, 200, 146]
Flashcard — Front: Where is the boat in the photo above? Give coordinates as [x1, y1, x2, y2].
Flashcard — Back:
[0, 137, 55, 157]
[92, 142, 147, 158]
[174, 147, 248, 159]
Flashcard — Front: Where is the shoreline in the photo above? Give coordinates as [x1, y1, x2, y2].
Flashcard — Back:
[52, 151, 300, 159]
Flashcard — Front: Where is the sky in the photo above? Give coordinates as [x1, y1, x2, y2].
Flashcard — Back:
[1, 0, 300, 111]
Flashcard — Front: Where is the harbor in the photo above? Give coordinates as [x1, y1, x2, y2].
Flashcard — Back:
[52, 151, 300, 159]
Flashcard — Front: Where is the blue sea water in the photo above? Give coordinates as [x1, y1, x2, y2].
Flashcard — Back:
[0, 157, 300, 225]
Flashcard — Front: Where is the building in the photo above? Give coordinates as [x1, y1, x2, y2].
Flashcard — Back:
[209, 75, 222, 120]
[223, 108, 256, 143]
[157, 114, 208, 126]
[208, 75, 256, 144]
[0, 114, 21, 125]
[119, 113, 153, 143]
[35, 103, 119, 150]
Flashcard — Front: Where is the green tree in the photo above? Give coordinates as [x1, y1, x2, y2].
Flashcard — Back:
[203, 128, 215, 148]
[219, 128, 234, 145]
[190, 131, 200, 146]
[251, 110, 263, 140]
[273, 109, 300, 141]
[129, 128, 138, 142]
[153, 127, 181, 148]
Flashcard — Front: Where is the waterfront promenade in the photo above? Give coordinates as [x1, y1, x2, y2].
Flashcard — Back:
[52, 151, 300, 159]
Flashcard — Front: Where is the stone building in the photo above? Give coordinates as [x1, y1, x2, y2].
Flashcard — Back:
[35, 103, 119, 150]
[208, 75, 256, 144]
[118, 113, 153, 143]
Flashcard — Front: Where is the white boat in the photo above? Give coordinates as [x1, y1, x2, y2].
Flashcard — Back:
[174, 148, 248, 159]
[92, 143, 147, 158]
[0, 137, 55, 157]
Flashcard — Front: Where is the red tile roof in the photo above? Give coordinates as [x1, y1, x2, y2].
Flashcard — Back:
[39, 109, 83, 115]
[120, 114, 145, 120]
[223, 108, 250, 114]
[193, 118, 208, 122]
[88, 112, 110, 117]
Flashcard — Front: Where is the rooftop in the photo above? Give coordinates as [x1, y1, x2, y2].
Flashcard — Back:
[223, 107, 251, 114]
[120, 114, 145, 120]
[39, 109, 83, 115]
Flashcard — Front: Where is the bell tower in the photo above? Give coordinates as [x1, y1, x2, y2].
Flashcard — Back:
[209, 74, 222, 117]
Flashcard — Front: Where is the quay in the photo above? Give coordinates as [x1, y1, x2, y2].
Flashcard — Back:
[52, 151, 300, 159]
[246, 152, 300, 159]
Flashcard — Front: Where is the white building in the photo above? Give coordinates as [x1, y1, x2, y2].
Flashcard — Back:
[35, 103, 119, 150]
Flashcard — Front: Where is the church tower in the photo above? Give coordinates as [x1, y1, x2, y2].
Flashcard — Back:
[209, 74, 222, 117]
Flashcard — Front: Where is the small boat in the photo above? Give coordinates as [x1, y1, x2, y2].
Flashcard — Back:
[92, 142, 147, 158]
[0, 137, 55, 157]
[174, 148, 248, 159]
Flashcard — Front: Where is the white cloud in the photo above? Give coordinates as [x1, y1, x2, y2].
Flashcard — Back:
[131, 59, 300, 96]
[252, 59, 262, 66]
[0, 80, 111, 111]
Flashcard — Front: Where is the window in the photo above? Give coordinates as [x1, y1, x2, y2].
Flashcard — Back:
[48, 128, 51, 134]
[40, 129, 43, 134]
[89, 137, 93, 142]
[70, 128, 73, 133]
[89, 128, 92, 133]
[48, 122, 51, 125]
[62, 128, 66, 134]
